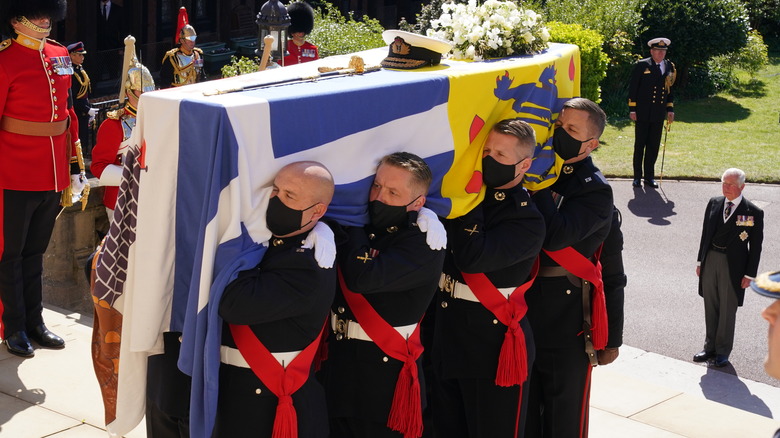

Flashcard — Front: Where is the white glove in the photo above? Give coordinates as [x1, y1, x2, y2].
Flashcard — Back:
[302, 222, 336, 269]
[88, 107, 98, 123]
[70, 174, 86, 197]
[417, 206, 447, 251]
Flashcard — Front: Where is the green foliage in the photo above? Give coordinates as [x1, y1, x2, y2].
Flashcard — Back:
[741, 0, 780, 40]
[308, 2, 386, 58]
[705, 29, 769, 94]
[547, 21, 609, 103]
[399, 0, 467, 33]
[220, 56, 261, 78]
[640, 0, 750, 88]
[538, 0, 646, 115]
[542, 0, 646, 46]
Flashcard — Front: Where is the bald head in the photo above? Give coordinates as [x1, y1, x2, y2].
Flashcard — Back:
[277, 161, 335, 205]
[269, 161, 334, 237]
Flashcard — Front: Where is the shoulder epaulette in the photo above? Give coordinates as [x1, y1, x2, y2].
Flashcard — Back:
[106, 108, 126, 120]
[193, 47, 203, 54]
[46, 38, 65, 48]
[0, 39, 11, 53]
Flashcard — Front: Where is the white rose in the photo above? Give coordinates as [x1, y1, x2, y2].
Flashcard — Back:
[522, 31, 535, 43]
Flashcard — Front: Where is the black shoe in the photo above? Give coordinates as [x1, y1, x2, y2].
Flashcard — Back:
[693, 350, 715, 362]
[713, 355, 730, 367]
[5, 331, 34, 357]
[632, 179, 641, 188]
[28, 324, 65, 349]
[644, 179, 659, 188]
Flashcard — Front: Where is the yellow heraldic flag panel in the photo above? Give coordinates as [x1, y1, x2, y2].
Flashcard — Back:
[427, 44, 581, 218]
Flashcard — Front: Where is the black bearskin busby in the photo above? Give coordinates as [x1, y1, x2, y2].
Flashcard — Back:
[287, 1, 315, 35]
[0, 0, 67, 37]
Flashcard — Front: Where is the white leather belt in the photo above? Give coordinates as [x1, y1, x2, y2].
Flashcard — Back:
[330, 311, 417, 342]
[220, 345, 301, 369]
[439, 273, 515, 302]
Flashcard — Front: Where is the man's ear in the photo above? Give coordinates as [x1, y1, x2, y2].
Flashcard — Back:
[588, 139, 600, 153]
[411, 194, 426, 212]
[312, 203, 328, 221]
[518, 157, 532, 173]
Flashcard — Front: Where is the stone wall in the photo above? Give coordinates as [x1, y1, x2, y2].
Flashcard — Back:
[43, 182, 109, 316]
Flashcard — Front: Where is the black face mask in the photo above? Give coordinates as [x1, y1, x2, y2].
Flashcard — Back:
[369, 196, 420, 230]
[266, 196, 316, 236]
[552, 126, 592, 161]
[482, 155, 522, 188]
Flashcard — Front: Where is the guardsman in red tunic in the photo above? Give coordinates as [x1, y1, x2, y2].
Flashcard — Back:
[0, 0, 86, 357]
[283, 2, 319, 66]
[91, 36, 155, 216]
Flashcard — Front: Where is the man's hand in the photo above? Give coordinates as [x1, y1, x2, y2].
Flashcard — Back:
[629, 112, 637, 121]
[696, 266, 701, 277]
[667, 112, 675, 123]
[741, 276, 752, 289]
[302, 222, 336, 269]
[597, 347, 619, 365]
[416, 207, 447, 251]
[70, 174, 86, 197]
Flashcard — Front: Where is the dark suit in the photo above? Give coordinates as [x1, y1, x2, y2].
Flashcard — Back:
[628, 57, 675, 181]
[96, 1, 125, 79]
[697, 195, 764, 356]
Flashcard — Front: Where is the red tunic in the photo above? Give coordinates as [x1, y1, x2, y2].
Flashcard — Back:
[283, 40, 319, 66]
[90, 118, 124, 210]
[0, 36, 76, 192]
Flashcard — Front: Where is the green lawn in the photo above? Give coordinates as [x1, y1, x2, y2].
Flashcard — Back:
[592, 56, 780, 184]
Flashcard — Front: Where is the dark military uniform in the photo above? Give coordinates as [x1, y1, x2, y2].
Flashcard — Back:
[432, 185, 545, 438]
[602, 207, 627, 351]
[215, 231, 336, 438]
[70, 62, 91, 153]
[628, 56, 675, 182]
[321, 212, 444, 437]
[524, 157, 613, 438]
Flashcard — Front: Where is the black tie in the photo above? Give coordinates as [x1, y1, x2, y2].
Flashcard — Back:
[724, 201, 733, 221]
[102, 3, 107, 20]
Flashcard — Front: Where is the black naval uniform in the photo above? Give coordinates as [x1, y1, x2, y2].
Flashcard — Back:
[628, 56, 674, 183]
[432, 185, 545, 438]
[321, 212, 445, 437]
[524, 156, 613, 438]
[215, 231, 336, 438]
[70, 63, 92, 153]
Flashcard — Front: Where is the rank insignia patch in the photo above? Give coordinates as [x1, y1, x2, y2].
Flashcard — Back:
[740, 230, 749, 241]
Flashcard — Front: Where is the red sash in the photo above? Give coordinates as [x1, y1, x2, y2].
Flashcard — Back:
[460, 257, 539, 387]
[543, 245, 607, 350]
[337, 269, 424, 438]
[229, 321, 326, 438]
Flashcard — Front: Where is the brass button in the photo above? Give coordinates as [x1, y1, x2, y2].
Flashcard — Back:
[50, 79, 55, 84]
[583, 281, 589, 285]
[336, 334, 343, 341]
[494, 191, 506, 201]
[382, 356, 389, 363]
[441, 301, 448, 309]
[337, 306, 345, 314]
[565, 290, 571, 295]
[52, 88, 56, 93]
[255, 388, 262, 394]
[53, 96, 58, 101]
[53, 114, 58, 119]
[492, 319, 499, 325]
[178, 335, 183, 343]
[368, 233, 375, 240]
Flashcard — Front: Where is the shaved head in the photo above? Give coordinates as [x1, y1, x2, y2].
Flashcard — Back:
[277, 161, 335, 205]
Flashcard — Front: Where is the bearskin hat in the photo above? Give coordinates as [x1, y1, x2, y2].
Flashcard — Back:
[287, 1, 315, 35]
[0, 0, 67, 37]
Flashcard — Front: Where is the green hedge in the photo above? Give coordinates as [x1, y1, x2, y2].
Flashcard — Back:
[547, 21, 608, 104]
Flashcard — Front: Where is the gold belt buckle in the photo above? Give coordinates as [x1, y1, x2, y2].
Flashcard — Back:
[334, 318, 350, 340]
[443, 274, 456, 296]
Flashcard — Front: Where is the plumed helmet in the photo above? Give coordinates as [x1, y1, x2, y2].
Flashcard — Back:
[179, 24, 197, 42]
[287, 1, 315, 35]
[118, 35, 155, 105]
[0, 0, 67, 36]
